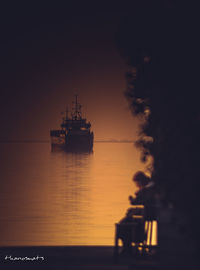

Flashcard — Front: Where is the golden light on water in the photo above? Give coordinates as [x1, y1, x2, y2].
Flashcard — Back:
[0, 142, 146, 246]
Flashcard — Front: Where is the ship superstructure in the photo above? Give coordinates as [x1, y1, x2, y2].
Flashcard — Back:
[50, 95, 93, 152]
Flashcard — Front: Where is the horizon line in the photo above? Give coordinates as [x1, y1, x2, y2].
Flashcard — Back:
[0, 139, 134, 143]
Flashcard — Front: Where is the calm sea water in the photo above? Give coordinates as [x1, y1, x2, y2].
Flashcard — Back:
[0, 142, 145, 246]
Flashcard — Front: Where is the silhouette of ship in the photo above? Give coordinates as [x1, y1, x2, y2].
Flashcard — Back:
[50, 95, 94, 152]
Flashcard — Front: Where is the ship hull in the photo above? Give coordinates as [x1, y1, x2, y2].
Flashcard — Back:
[51, 133, 93, 153]
[64, 133, 93, 152]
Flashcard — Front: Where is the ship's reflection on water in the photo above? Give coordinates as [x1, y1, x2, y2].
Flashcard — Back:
[0, 142, 145, 246]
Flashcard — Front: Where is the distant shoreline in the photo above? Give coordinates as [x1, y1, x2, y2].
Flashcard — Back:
[0, 140, 134, 144]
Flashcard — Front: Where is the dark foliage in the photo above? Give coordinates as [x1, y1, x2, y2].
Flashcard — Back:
[116, 6, 200, 245]
[133, 171, 150, 189]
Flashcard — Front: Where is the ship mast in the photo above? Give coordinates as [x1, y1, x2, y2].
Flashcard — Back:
[72, 94, 82, 120]
[65, 107, 69, 120]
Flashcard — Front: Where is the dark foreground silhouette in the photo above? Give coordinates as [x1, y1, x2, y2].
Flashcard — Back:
[1, 244, 199, 270]
[0, 246, 114, 270]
